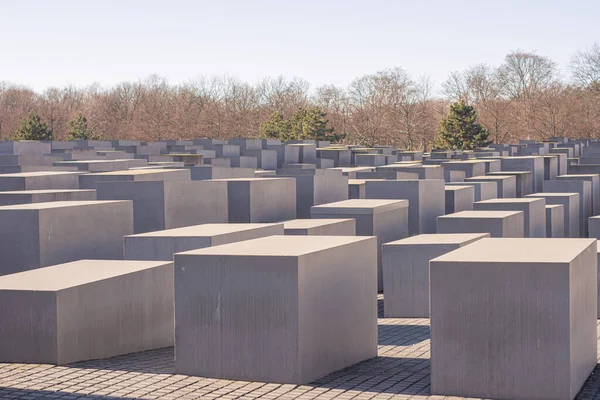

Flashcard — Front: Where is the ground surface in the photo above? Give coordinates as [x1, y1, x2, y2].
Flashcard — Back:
[1, 297, 600, 400]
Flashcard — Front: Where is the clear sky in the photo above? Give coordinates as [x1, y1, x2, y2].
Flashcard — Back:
[1, 0, 598, 93]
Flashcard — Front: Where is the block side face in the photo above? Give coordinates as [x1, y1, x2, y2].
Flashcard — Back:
[38, 201, 133, 267]
[210, 224, 285, 246]
[0, 210, 41, 275]
[164, 181, 228, 229]
[248, 179, 297, 222]
[297, 236, 377, 383]
[0, 290, 57, 363]
[56, 263, 174, 364]
[569, 243, 598, 398]
[227, 181, 251, 222]
[430, 260, 571, 400]
[97, 181, 166, 234]
[124, 236, 212, 261]
[174, 254, 300, 382]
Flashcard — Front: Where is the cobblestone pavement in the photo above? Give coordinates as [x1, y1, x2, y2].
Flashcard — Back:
[1, 298, 600, 399]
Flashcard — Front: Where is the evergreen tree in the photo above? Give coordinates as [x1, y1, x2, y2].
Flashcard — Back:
[434, 100, 491, 150]
[66, 112, 100, 140]
[259, 107, 344, 143]
[259, 111, 289, 140]
[10, 111, 53, 141]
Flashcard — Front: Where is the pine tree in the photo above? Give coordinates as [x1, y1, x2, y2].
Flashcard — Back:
[10, 111, 53, 141]
[66, 112, 100, 140]
[259, 111, 289, 140]
[434, 100, 491, 150]
[259, 107, 344, 143]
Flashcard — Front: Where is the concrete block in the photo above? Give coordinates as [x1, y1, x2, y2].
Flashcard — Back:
[0, 171, 81, 191]
[189, 165, 255, 180]
[240, 149, 277, 170]
[430, 238, 597, 400]
[444, 185, 474, 214]
[53, 159, 146, 172]
[443, 169, 465, 182]
[465, 175, 516, 198]
[355, 154, 386, 167]
[473, 198, 546, 238]
[0, 189, 96, 206]
[0, 201, 133, 276]
[174, 235, 378, 383]
[437, 210, 524, 238]
[442, 160, 487, 178]
[79, 169, 190, 189]
[215, 178, 297, 223]
[527, 193, 580, 238]
[311, 199, 409, 291]
[544, 180, 592, 237]
[445, 181, 497, 201]
[317, 148, 352, 167]
[287, 144, 317, 163]
[276, 169, 348, 218]
[364, 179, 445, 235]
[546, 204, 564, 238]
[382, 233, 489, 317]
[124, 223, 284, 261]
[544, 155, 559, 180]
[229, 156, 258, 169]
[557, 174, 600, 216]
[488, 171, 533, 197]
[500, 156, 544, 192]
[0, 259, 173, 365]
[283, 218, 356, 236]
[0, 141, 51, 156]
[97, 180, 228, 234]
[377, 165, 443, 179]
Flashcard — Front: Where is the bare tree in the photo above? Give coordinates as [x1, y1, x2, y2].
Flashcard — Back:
[572, 43, 600, 89]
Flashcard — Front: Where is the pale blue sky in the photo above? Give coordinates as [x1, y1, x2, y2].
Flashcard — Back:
[1, 0, 598, 93]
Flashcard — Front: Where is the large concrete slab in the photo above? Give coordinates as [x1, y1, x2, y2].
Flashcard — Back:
[214, 178, 297, 223]
[473, 198, 546, 238]
[382, 233, 489, 318]
[527, 192, 580, 238]
[0, 189, 96, 206]
[79, 169, 190, 189]
[311, 199, 409, 291]
[0, 201, 133, 276]
[546, 204, 565, 238]
[544, 180, 592, 237]
[465, 175, 516, 198]
[430, 238, 597, 400]
[445, 181, 497, 201]
[124, 223, 284, 261]
[0, 259, 173, 365]
[557, 174, 600, 216]
[437, 210, 524, 238]
[0, 171, 81, 191]
[174, 235, 378, 383]
[500, 156, 544, 193]
[364, 179, 445, 235]
[487, 171, 533, 197]
[97, 180, 228, 234]
[444, 185, 474, 214]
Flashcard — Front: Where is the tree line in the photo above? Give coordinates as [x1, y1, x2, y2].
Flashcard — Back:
[1, 46, 599, 149]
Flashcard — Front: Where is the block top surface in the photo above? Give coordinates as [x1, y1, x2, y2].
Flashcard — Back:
[311, 199, 409, 215]
[488, 171, 532, 175]
[0, 189, 95, 195]
[475, 198, 543, 204]
[126, 223, 283, 237]
[438, 210, 522, 219]
[557, 174, 598, 179]
[466, 175, 514, 181]
[546, 204, 563, 210]
[283, 218, 354, 229]
[0, 171, 81, 178]
[211, 177, 292, 182]
[86, 169, 186, 176]
[432, 238, 596, 264]
[176, 235, 374, 257]
[444, 185, 473, 191]
[526, 192, 579, 198]
[385, 233, 489, 246]
[55, 159, 135, 164]
[0, 200, 129, 211]
[0, 259, 171, 291]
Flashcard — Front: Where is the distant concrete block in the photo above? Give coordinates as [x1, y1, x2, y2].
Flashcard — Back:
[124, 223, 284, 260]
[473, 198, 546, 238]
[0, 171, 81, 191]
[364, 179, 445, 235]
[488, 171, 533, 197]
[557, 174, 600, 216]
[97, 180, 228, 234]
[544, 155, 559, 180]
[444, 185, 474, 214]
[0, 189, 96, 206]
[546, 204, 564, 238]
[0, 259, 173, 365]
[283, 218, 355, 236]
[311, 199, 409, 291]
[465, 175, 517, 198]
[355, 154, 386, 167]
[544, 180, 592, 237]
[0, 141, 51, 156]
[79, 169, 190, 189]
[527, 193, 580, 238]
[442, 160, 487, 178]
[215, 178, 297, 223]
[174, 235, 378, 383]
[437, 210, 524, 238]
[500, 156, 544, 193]
[445, 181, 497, 201]
[189, 165, 255, 180]
[382, 233, 488, 318]
[0, 201, 133, 276]
[430, 238, 597, 400]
